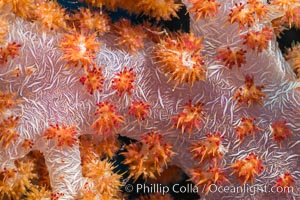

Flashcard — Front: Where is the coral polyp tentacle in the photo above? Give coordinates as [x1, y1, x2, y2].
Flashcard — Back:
[173, 100, 206, 135]
[153, 33, 206, 88]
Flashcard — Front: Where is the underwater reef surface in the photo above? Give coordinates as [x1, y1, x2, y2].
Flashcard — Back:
[0, 0, 300, 199]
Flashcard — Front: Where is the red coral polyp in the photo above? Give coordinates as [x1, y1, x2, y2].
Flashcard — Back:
[229, 1, 269, 30]
[0, 115, 20, 149]
[153, 33, 206, 88]
[270, 120, 292, 146]
[80, 66, 104, 95]
[233, 74, 266, 107]
[229, 3, 255, 29]
[0, 42, 22, 64]
[242, 26, 274, 52]
[235, 117, 262, 143]
[216, 46, 247, 69]
[173, 100, 206, 135]
[128, 100, 151, 124]
[113, 19, 146, 53]
[111, 67, 136, 96]
[92, 101, 125, 136]
[122, 130, 175, 181]
[275, 173, 294, 191]
[231, 153, 264, 185]
[43, 124, 78, 147]
[191, 132, 225, 164]
[188, 0, 220, 21]
[190, 165, 228, 194]
[58, 31, 100, 69]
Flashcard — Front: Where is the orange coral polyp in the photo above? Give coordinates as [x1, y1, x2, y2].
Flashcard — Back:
[135, 0, 182, 21]
[92, 101, 125, 136]
[0, 115, 20, 149]
[154, 33, 206, 87]
[242, 26, 274, 52]
[235, 117, 262, 143]
[190, 165, 228, 194]
[0, 42, 22, 64]
[114, 19, 146, 53]
[173, 101, 206, 135]
[43, 124, 79, 147]
[128, 100, 151, 123]
[74, 8, 110, 35]
[58, 31, 100, 69]
[233, 74, 266, 107]
[229, 3, 255, 29]
[122, 130, 175, 181]
[80, 66, 104, 95]
[35, 0, 68, 31]
[216, 47, 247, 69]
[0, 91, 19, 115]
[191, 132, 224, 164]
[275, 173, 294, 190]
[111, 67, 136, 96]
[189, 0, 220, 21]
[270, 120, 292, 146]
[231, 153, 264, 185]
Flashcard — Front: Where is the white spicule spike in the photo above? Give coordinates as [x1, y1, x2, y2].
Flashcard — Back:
[0, 0, 299, 199]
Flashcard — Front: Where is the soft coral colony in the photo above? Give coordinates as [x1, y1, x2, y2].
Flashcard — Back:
[0, 0, 299, 199]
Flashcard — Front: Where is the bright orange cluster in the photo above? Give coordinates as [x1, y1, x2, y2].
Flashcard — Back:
[82, 159, 123, 199]
[0, 116, 20, 149]
[128, 100, 151, 124]
[0, 42, 22, 64]
[0, 160, 37, 200]
[58, 31, 100, 69]
[92, 101, 125, 136]
[173, 101, 206, 136]
[216, 46, 247, 69]
[122, 130, 175, 181]
[231, 153, 264, 185]
[191, 132, 224, 164]
[113, 19, 146, 53]
[73, 8, 110, 35]
[229, 1, 269, 30]
[270, 120, 292, 146]
[80, 66, 104, 95]
[190, 165, 228, 194]
[235, 117, 262, 143]
[275, 173, 294, 192]
[242, 26, 274, 52]
[188, 0, 220, 21]
[0, 0, 35, 20]
[34, 0, 68, 31]
[111, 67, 136, 96]
[43, 124, 78, 147]
[154, 33, 206, 88]
[233, 74, 266, 107]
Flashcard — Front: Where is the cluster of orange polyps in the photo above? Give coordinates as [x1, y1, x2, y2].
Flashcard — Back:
[153, 33, 206, 88]
[121, 130, 175, 181]
[190, 132, 228, 194]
